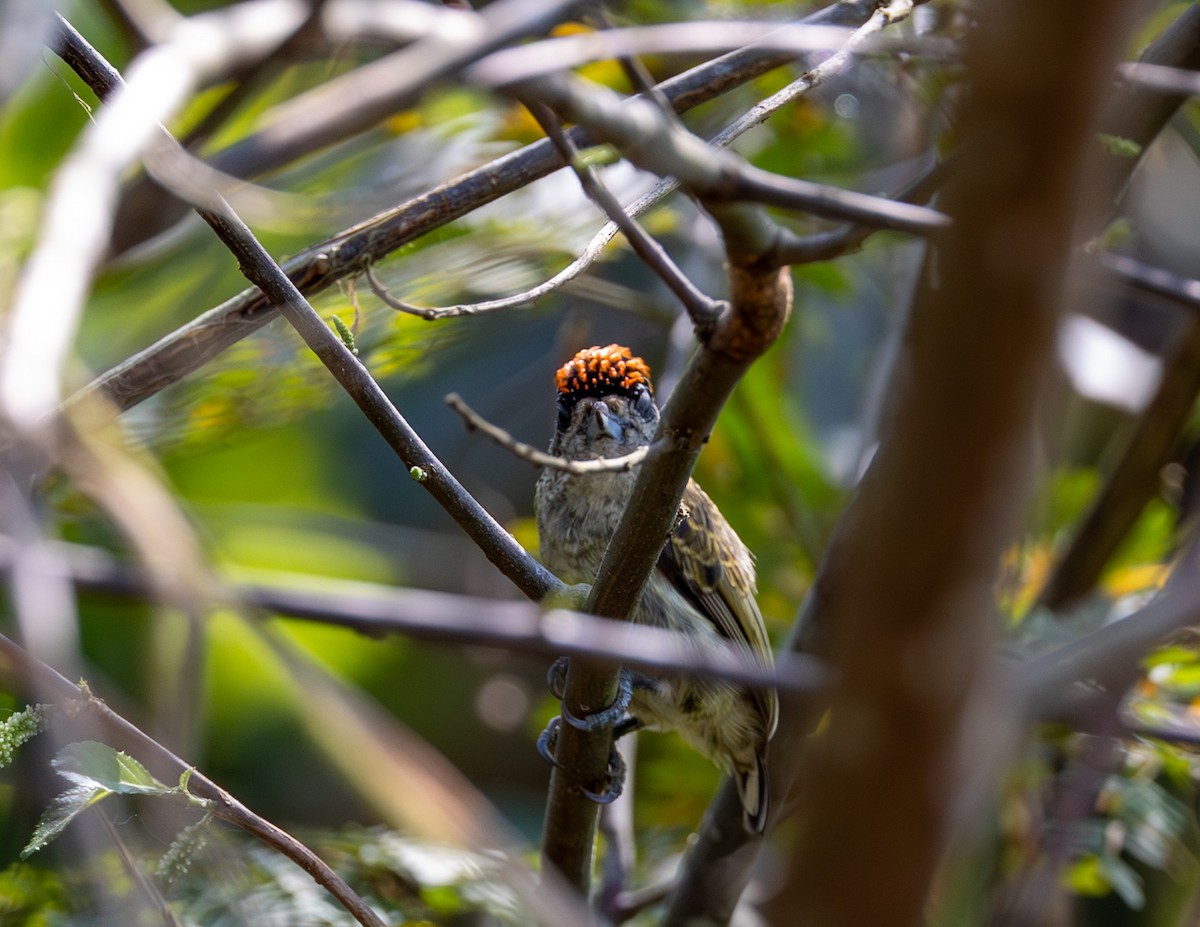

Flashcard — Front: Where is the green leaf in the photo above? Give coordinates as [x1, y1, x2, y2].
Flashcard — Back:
[20, 784, 108, 858]
[21, 742, 175, 858]
[52, 741, 170, 796]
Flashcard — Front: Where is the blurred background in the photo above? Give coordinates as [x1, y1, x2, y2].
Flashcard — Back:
[3, 0, 1200, 924]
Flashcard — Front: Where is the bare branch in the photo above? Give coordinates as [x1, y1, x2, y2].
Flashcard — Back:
[58, 1, 902, 414]
[504, 70, 948, 244]
[0, 536, 829, 694]
[529, 102, 727, 330]
[373, 0, 930, 318]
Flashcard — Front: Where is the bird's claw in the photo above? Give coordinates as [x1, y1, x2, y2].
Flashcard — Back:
[581, 745, 627, 804]
[547, 656, 569, 700]
[536, 716, 562, 767]
[538, 662, 633, 804]
[561, 668, 633, 732]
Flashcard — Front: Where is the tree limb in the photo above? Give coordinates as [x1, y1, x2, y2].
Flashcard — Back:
[68, 0, 906, 414]
[760, 1, 1144, 925]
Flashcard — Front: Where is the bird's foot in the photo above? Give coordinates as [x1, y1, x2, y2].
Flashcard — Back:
[536, 715, 627, 802]
[581, 746, 627, 804]
[546, 658, 634, 731]
[561, 667, 632, 732]
[546, 656, 569, 700]
[536, 716, 562, 767]
[538, 662, 637, 804]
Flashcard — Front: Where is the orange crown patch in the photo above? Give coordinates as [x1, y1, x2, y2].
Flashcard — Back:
[555, 344, 653, 397]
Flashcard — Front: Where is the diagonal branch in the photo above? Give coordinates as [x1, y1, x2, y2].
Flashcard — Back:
[0, 631, 390, 927]
[663, 7, 1200, 922]
[68, 0, 910, 415]
[50, 14, 558, 606]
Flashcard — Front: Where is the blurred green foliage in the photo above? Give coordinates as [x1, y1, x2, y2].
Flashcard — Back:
[4, 0, 1200, 924]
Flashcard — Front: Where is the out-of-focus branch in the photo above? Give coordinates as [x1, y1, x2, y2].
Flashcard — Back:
[0, 632, 390, 927]
[1096, 251, 1200, 308]
[3, 0, 309, 437]
[247, 622, 597, 927]
[49, 14, 559, 606]
[1035, 291, 1200, 614]
[8, 537, 828, 694]
[756, 1, 1143, 926]
[1032, 4, 1200, 612]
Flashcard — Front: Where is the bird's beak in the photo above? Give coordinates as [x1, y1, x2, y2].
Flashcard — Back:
[591, 399, 624, 441]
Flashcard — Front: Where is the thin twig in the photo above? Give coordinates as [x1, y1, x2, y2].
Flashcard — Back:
[365, 265, 447, 319]
[0, 632, 390, 927]
[48, 21, 559, 607]
[445, 393, 650, 474]
[66, 0, 904, 411]
[529, 102, 727, 330]
[366, 3, 934, 321]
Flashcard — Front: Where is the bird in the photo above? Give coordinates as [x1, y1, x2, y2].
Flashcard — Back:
[534, 344, 779, 834]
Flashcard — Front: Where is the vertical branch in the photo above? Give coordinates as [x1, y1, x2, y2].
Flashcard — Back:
[539, 258, 792, 890]
[763, 2, 1144, 926]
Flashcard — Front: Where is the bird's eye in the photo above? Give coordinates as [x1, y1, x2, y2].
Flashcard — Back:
[633, 385, 655, 420]
[556, 395, 573, 432]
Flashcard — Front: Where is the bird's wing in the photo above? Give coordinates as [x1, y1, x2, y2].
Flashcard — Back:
[656, 480, 779, 737]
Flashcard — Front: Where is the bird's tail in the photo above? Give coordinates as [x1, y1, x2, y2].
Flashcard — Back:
[735, 755, 770, 834]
